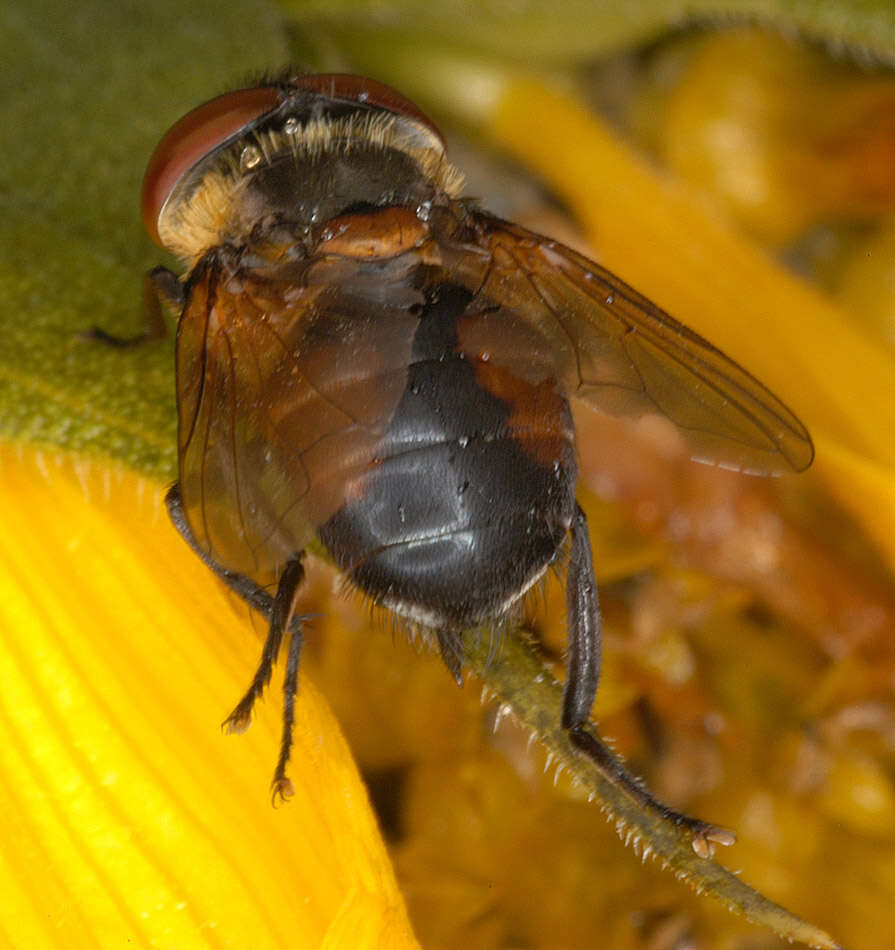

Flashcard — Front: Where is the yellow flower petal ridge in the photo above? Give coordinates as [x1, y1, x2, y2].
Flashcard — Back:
[0, 447, 418, 950]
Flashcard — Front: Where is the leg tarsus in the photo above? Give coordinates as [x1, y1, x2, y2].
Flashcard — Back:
[568, 726, 736, 859]
[562, 503, 601, 730]
[80, 326, 156, 348]
[270, 621, 303, 805]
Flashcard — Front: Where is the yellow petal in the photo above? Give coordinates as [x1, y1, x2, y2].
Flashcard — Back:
[0, 446, 418, 949]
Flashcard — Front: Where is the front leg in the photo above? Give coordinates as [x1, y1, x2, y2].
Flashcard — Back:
[83, 266, 183, 346]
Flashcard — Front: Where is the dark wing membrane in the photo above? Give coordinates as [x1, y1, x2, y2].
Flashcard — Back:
[176, 252, 421, 583]
[461, 215, 813, 474]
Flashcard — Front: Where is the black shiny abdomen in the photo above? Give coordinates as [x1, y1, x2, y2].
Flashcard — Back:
[317, 284, 577, 629]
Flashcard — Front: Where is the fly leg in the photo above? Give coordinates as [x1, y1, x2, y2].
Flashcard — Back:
[562, 503, 601, 730]
[166, 483, 284, 615]
[83, 266, 182, 345]
[166, 483, 306, 803]
[223, 556, 305, 804]
[435, 627, 464, 686]
[563, 502, 735, 858]
[271, 611, 304, 803]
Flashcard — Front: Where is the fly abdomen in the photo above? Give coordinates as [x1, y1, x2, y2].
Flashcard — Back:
[317, 283, 577, 629]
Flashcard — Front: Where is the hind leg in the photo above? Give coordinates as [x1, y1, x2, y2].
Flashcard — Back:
[562, 502, 734, 856]
[562, 503, 601, 731]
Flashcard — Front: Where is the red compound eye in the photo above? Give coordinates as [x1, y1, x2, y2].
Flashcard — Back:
[289, 73, 446, 147]
[141, 85, 281, 246]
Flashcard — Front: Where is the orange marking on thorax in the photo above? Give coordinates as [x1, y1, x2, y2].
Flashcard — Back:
[315, 206, 428, 259]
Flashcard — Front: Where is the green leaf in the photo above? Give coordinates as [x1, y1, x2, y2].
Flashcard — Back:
[0, 0, 288, 478]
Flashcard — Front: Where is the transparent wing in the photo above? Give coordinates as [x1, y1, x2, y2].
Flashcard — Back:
[175, 250, 421, 583]
[457, 214, 813, 474]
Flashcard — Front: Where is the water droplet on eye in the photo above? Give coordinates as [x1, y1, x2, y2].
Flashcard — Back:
[240, 144, 262, 171]
[283, 117, 299, 135]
